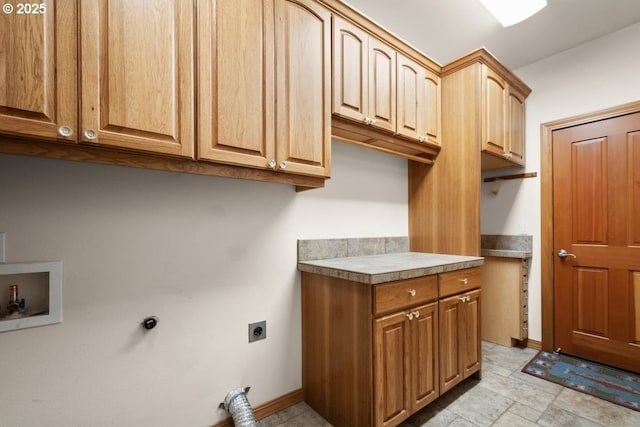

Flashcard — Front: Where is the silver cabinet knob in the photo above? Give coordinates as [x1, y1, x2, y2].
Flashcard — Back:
[279, 161, 287, 170]
[557, 249, 577, 259]
[84, 129, 97, 140]
[371, 117, 377, 125]
[58, 125, 73, 137]
[413, 310, 420, 318]
[408, 289, 416, 297]
[268, 160, 277, 169]
[406, 312, 414, 320]
[364, 116, 371, 125]
[459, 278, 468, 284]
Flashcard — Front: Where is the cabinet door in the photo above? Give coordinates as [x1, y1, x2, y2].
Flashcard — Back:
[374, 311, 410, 427]
[396, 54, 421, 141]
[461, 289, 481, 378]
[80, 0, 195, 157]
[0, 0, 76, 141]
[439, 295, 462, 394]
[411, 302, 439, 412]
[507, 88, 526, 165]
[197, 0, 275, 169]
[483, 66, 507, 157]
[275, 0, 331, 177]
[332, 16, 368, 124]
[420, 69, 441, 147]
[368, 37, 396, 133]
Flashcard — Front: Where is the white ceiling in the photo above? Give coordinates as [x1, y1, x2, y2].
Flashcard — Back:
[342, 0, 640, 70]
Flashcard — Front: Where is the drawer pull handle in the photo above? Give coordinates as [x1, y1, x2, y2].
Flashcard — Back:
[406, 312, 414, 320]
[408, 289, 416, 297]
[459, 278, 468, 284]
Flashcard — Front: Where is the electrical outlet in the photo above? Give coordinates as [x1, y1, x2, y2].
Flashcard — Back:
[248, 320, 266, 343]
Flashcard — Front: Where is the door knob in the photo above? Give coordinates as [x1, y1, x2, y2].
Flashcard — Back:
[557, 249, 577, 259]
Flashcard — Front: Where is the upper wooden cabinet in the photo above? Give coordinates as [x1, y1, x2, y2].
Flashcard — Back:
[198, 0, 330, 178]
[330, 11, 441, 164]
[274, 0, 332, 177]
[481, 65, 527, 168]
[397, 54, 441, 147]
[332, 16, 396, 133]
[79, 0, 195, 157]
[0, 0, 77, 142]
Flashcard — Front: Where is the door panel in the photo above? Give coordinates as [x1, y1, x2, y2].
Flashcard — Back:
[197, 0, 274, 168]
[483, 66, 506, 155]
[412, 302, 438, 411]
[80, 0, 194, 157]
[634, 272, 640, 343]
[553, 112, 640, 372]
[439, 295, 461, 393]
[574, 267, 609, 337]
[396, 55, 420, 140]
[572, 138, 608, 244]
[368, 38, 395, 132]
[275, 0, 331, 177]
[332, 16, 368, 123]
[0, 0, 76, 141]
[374, 312, 409, 427]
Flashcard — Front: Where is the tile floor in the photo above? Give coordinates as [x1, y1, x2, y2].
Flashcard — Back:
[257, 341, 640, 427]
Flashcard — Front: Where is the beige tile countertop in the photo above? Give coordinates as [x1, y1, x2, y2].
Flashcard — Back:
[298, 252, 484, 285]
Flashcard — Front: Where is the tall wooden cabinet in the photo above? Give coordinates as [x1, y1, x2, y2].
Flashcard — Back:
[197, 0, 331, 177]
[0, 0, 77, 142]
[409, 48, 531, 256]
[80, 0, 195, 157]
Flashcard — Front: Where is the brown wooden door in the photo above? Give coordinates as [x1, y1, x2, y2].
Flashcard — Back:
[274, 0, 331, 177]
[410, 302, 439, 412]
[396, 54, 421, 141]
[553, 111, 640, 372]
[374, 311, 410, 427]
[420, 69, 441, 147]
[367, 37, 396, 133]
[507, 88, 525, 165]
[197, 0, 275, 169]
[482, 66, 507, 157]
[461, 289, 481, 378]
[0, 0, 77, 142]
[439, 294, 461, 394]
[80, 0, 195, 157]
[332, 16, 368, 125]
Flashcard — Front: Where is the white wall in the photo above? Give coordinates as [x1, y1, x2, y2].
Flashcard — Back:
[481, 22, 640, 341]
[0, 140, 407, 426]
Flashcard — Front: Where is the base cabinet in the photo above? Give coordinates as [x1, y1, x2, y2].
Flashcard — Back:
[302, 266, 480, 427]
[439, 289, 481, 394]
[374, 302, 438, 427]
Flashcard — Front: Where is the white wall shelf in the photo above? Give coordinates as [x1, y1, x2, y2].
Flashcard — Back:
[0, 261, 63, 333]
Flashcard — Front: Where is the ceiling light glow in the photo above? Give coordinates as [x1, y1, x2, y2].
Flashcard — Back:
[479, 0, 548, 27]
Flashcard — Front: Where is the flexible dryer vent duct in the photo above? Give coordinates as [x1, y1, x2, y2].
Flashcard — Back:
[219, 387, 256, 427]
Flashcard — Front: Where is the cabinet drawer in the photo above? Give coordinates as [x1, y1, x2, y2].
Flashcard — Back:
[439, 267, 481, 298]
[374, 275, 438, 315]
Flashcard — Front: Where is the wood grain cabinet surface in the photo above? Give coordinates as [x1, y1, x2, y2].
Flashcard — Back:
[80, 0, 195, 157]
[481, 65, 527, 168]
[302, 266, 480, 427]
[198, 0, 331, 178]
[0, 0, 331, 187]
[329, 9, 441, 164]
[0, 0, 77, 142]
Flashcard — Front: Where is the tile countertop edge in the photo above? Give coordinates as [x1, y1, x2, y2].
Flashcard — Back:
[298, 257, 484, 285]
